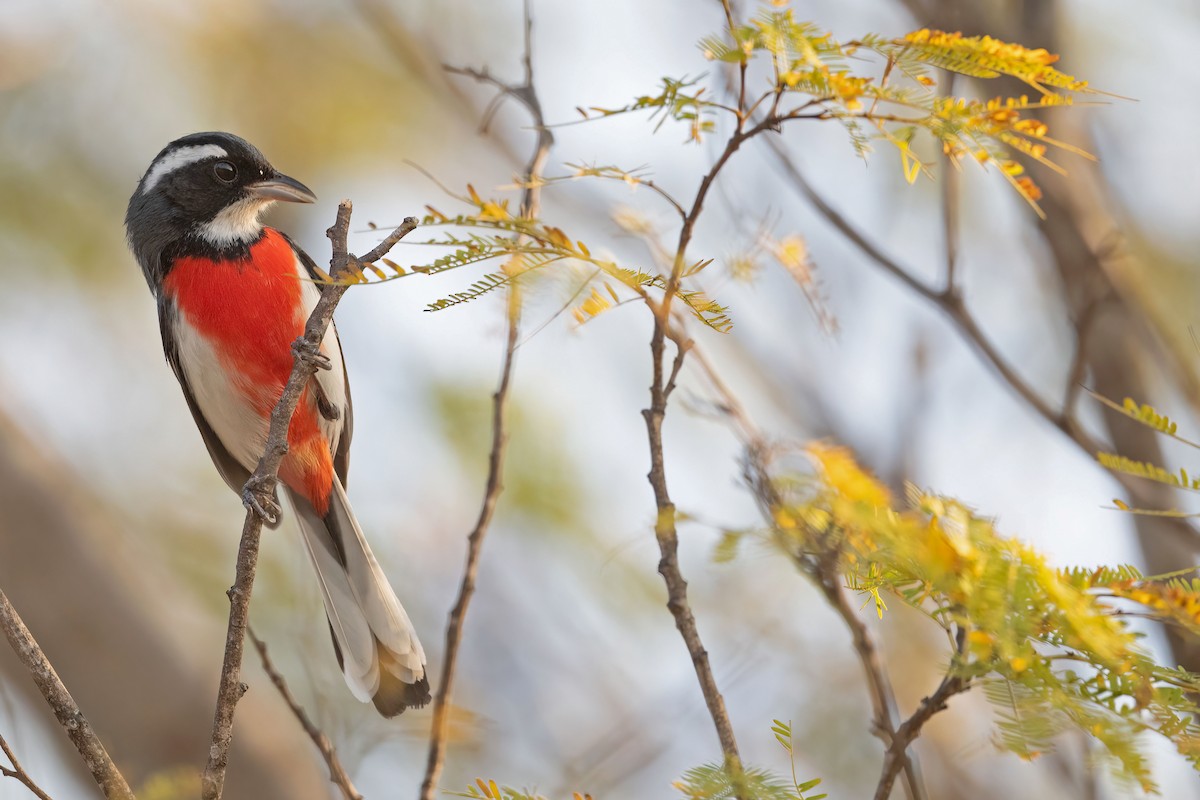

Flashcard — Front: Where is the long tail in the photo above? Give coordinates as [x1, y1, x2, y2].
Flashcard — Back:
[287, 480, 429, 717]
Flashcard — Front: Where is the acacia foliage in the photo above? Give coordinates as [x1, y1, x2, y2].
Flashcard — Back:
[737, 443, 1200, 794]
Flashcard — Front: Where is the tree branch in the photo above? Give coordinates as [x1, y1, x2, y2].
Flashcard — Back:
[873, 628, 969, 800]
[200, 209, 418, 800]
[635, 61, 790, 792]
[693, 339, 925, 800]
[247, 629, 361, 800]
[419, 4, 548, 795]
[0, 590, 132, 799]
[759, 132, 1107, 450]
[815, 574, 924, 800]
[1, 732, 55, 800]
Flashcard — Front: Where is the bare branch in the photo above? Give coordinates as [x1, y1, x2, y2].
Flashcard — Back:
[632, 38, 794, 790]
[201, 210, 418, 800]
[938, 73, 961, 296]
[759, 133, 1110, 450]
[248, 629, 362, 800]
[874, 629, 969, 800]
[694, 341, 925, 800]
[0, 590, 133, 799]
[819, 580, 924, 800]
[1, 732, 55, 800]
[419, 7, 549, 796]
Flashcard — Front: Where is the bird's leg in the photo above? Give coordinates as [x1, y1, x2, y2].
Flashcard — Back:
[291, 336, 332, 372]
[292, 337, 340, 421]
[242, 473, 282, 526]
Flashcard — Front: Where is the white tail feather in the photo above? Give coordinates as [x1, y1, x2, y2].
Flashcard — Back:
[288, 481, 426, 710]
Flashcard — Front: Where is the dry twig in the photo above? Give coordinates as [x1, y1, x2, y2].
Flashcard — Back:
[418, 4, 549, 797]
[248, 628, 362, 800]
[0, 590, 132, 799]
[690, 339, 926, 800]
[200, 209, 418, 800]
[873, 629, 969, 800]
[0, 732, 55, 800]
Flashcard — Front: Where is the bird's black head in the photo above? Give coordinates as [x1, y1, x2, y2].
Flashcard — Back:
[125, 131, 315, 292]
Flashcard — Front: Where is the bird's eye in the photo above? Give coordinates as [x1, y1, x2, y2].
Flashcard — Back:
[213, 161, 238, 183]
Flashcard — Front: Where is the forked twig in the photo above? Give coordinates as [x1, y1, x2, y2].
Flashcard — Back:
[248, 628, 362, 800]
[0, 732, 54, 800]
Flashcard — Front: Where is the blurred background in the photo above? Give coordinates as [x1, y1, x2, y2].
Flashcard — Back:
[2, 0, 1199, 797]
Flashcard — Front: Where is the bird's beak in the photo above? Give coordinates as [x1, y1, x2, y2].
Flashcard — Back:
[247, 172, 317, 204]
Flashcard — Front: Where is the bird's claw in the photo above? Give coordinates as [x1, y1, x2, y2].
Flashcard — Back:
[292, 337, 332, 371]
[242, 475, 282, 525]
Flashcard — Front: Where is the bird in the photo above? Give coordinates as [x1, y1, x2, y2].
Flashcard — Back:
[125, 131, 429, 717]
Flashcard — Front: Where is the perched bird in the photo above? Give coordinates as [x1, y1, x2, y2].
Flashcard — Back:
[125, 131, 429, 716]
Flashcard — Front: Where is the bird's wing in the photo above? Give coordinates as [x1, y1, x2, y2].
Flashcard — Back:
[158, 295, 252, 493]
[280, 232, 354, 487]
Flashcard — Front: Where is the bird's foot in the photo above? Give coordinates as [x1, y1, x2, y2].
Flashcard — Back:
[292, 336, 332, 371]
[241, 474, 282, 525]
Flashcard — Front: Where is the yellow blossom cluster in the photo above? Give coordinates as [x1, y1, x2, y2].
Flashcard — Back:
[903, 28, 1089, 93]
[905, 28, 1059, 66]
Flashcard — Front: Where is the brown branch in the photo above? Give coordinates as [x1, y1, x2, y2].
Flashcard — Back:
[874, 628, 969, 800]
[1, 732, 55, 800]
[419, 5, 548, 796]
[635, 54, 792, 788]
[247, 629, 361, 800]
[626, 61, 802, 800]
[417, 295, 519, 800]
[759, 132, 1111, 453]
[814, 575, 924, 800]
[693, 340, 925, 800]
[941, 91, 960, 294]
[0, 590, 133, 799]
[200, 209, 418, 800]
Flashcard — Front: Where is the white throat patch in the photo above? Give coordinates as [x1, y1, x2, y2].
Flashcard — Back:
[141, 144, 228, 193]
[195, 196, 273, 247]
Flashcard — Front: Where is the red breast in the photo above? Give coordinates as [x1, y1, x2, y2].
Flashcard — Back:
[163, 228, 335, 513]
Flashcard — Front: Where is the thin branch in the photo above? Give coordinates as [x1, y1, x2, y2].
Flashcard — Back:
[201, 210, 418, 800]
[814, 576, 923, 800]
[1, 733, 55, 800]
[1061, 296, 1102, 419]
[692, 339, 925, 800]
[644, 224, 742, 782]
[419, 5, 548, 795]
[0, 590, 132, 800]
[247, 629, 362, 800]
[634, 32, 811, 782]
[632, 30, 795, 790]
[719, 0, 747, 120]
[418, 294, 520, 800]
[874, 628, 970, 800]
[760, 132, 1107, 448]
[941, 76, 960, 295]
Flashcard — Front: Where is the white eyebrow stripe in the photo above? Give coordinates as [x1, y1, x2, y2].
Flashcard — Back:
[141, 144, 228, 193]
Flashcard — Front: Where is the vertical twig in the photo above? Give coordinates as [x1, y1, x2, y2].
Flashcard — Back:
[940, 73, 960, 298]
[247, 629, 362, 800]
[633, 12, 784, 780]
[0, 590, 133, 800]
[201, 209, 418, 800]
[419, 3, 550, 797]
